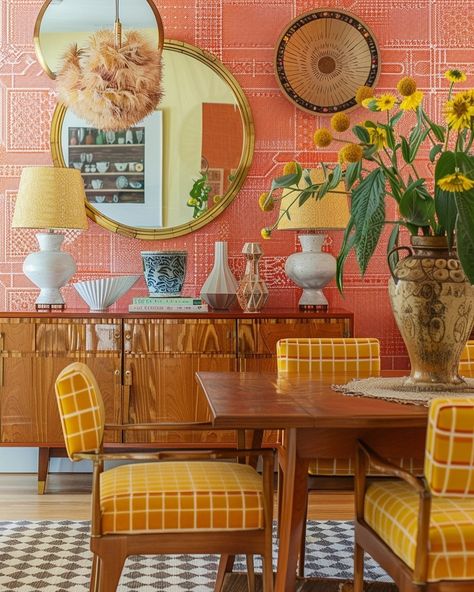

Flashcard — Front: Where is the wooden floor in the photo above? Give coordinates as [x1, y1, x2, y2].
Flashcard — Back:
[0, 473, 355, 521]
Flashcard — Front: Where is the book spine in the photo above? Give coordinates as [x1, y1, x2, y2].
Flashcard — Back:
[132, 297, 204, 305]
[129, 304, 209, 313]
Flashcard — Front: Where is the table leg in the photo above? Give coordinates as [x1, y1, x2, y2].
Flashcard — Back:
[275, 428, 309, 592]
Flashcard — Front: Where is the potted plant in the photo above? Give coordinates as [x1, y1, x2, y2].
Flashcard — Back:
[260, 71, 474, 389]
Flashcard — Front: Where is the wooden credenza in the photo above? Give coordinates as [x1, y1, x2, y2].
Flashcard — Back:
[0, 309, 353, 492]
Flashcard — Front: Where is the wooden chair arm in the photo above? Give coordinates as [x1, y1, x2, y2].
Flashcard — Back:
[104, 421, 214, 431]
[72, 447, 274, 463]
[357, 439, 426, 494]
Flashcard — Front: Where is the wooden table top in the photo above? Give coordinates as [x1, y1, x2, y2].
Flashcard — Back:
[196, 371, 428, 430]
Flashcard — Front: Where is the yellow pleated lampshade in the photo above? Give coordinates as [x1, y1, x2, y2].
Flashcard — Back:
[12, 167, 88, 230]
[277, 168, 350, 230]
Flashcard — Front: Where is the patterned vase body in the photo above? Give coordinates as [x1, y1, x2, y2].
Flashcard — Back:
[388, 236, 474, 390]
[237, 243, 269, 313]
[141, 251, 187, 297]
[200, 242, 237, 310]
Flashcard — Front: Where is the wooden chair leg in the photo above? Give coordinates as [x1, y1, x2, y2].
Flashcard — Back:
[353, 542, 364, 592]
[89, 554, 100, 592]
[297, 501, 308, 578]
[261, 549, 274, 592]
[246, 555, 255, 592]
[38, 447, 50, 495]
[277, 466, 284, 538]
[97, 544, 126, 592]
[215, 554, 235, 592]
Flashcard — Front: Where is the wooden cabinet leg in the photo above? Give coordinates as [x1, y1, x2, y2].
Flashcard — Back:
[38, 447, 50, 495]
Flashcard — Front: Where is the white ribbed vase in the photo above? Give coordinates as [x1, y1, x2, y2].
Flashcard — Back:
[200, 242, 238, 310]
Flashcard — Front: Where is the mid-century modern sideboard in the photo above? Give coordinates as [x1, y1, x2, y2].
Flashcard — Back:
[0, 309, 353, 492]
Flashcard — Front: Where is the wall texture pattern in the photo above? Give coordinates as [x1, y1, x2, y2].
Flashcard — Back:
[0, 0, 473, 368]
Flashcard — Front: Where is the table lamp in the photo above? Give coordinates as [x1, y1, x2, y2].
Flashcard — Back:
[12, 167, 88, 310]
[277, 169, 350, 309]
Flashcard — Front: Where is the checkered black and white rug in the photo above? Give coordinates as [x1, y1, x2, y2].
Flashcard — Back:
[0, 520, 391, 591]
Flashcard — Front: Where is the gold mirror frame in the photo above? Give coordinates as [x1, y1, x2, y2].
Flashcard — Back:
[34, 0, 164, 80]
[50, 40, 255, 240]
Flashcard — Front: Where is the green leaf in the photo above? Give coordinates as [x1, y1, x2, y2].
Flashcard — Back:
[302, 168, 313, 187]
[456, 216, 474, 284]
[423, 112, 446, 142]
[390, 110, 404, 127]
[271, 163, 303, 189]
[399, 185, 435, 226]
[362, 145, 378, 160]
[435, 188, 457, 246]
[429, 144, 443, 163]
[407, 127, 429, 163]
[352, 125, 370, 143]
[387, 223, 400, 272]
[401, 136, 411, 163]
[298, 190, 313, 207]
[351, 168, 386, 275]
[345, 161, 362, 191]
[364, 120, 377, 129]
[336, 218, 356, 293]
[327, 164, 342, 190]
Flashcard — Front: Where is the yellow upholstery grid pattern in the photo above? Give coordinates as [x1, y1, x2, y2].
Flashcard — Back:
[459, 341, 474, 377]
[276, 338, 424, 476]
[276, 338, 381, 376]
[365, 480, 474, 582]
[55, 362, 105, 458]
[425, 398, 474, 497]
[100, 461, 265, 534]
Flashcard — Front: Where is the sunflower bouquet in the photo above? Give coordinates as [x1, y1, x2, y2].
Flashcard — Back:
[259, 70, 474, 290]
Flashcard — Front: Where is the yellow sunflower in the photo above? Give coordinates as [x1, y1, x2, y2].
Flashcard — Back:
[376, 93, 397, 111]
[366, 126, 388, 151]
[400, 90, 424, 111]
[437, 172, 474, 192]
[313, 128, 333, 148]
[445, 69, 467, 84]
[444, 94, 474, 130]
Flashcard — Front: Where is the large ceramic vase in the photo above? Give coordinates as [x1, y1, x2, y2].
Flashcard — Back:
[388, 236, 474, 390]
[200, 241, 237, 309]
[141, 251, 187, 297]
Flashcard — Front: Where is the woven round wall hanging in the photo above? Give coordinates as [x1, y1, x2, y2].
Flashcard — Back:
[275, 9, 380, 114]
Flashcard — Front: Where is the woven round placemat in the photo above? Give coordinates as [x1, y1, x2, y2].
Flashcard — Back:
[333, 376, 474, 406]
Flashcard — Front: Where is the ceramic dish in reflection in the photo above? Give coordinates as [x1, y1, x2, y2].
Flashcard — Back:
[129, 181, 143, 189]
[114, 162, 128, 172]
[116, 175, 129, 189]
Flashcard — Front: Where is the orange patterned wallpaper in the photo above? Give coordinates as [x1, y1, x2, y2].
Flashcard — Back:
[0, 0, 473, 368]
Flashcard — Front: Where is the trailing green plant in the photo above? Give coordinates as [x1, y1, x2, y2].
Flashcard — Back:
[259, 71, 474, 291]
[187, 172, 212, 219]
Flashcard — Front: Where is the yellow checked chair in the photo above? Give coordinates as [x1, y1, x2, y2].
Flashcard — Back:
[276, 337, 424, 576]
[355, 398, 474, 592]
[55, 362, 274, 592]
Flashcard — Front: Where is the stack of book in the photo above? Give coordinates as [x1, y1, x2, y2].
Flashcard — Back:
[128, 296, 208, 313]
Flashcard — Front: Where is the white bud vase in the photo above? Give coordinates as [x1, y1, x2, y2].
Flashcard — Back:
[200, 242, 238, 310]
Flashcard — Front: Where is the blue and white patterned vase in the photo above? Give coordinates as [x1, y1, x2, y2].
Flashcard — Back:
[141, 251, 187, 297]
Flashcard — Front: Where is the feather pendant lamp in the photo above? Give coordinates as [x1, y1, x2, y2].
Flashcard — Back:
[56, 0, 163, 131]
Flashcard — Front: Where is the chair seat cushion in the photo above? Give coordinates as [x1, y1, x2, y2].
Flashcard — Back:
[365, 480, 474, 582]
[100, 461, 264, 534]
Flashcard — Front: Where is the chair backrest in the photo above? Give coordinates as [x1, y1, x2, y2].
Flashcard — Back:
[459, 340, 474, 376]
[55, 362, 105, 459]
[425, 398, 474, 497]
[276, 338, 381, 377]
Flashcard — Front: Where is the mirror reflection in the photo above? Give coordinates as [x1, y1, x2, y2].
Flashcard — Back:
[50, 41, 253, 238]
[35, 0, 162, 78]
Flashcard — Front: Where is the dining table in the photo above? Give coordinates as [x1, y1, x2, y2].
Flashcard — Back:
[195, 370, 429, 592]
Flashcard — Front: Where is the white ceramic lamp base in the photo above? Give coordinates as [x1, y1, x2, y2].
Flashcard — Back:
[285, 234, 336, 309]
[23, 232, 77, 307]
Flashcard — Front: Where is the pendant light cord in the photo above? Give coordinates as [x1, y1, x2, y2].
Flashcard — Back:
[114, 0, 122, 48]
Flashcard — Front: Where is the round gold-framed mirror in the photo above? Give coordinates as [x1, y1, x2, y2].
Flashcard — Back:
[34, 0, 164, 80]
[50, 40, 254, 240]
